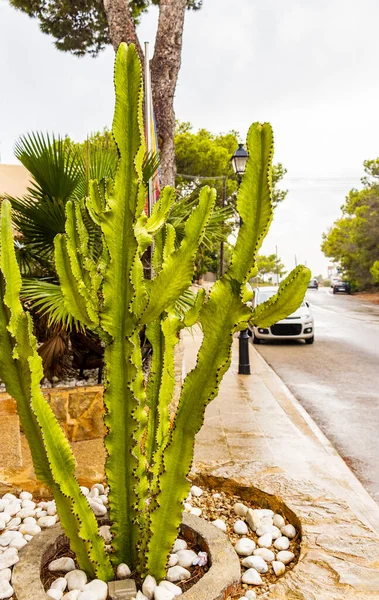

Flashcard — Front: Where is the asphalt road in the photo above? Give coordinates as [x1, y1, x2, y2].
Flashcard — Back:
[254, 287, 379, 503]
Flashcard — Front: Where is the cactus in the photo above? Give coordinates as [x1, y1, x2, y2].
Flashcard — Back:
[0, 42, 310, 581]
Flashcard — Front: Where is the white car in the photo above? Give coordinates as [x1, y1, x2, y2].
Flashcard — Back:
[250, 286, 314, 345]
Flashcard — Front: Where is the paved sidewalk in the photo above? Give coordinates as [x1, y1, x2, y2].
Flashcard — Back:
[183, 328, 379, 599]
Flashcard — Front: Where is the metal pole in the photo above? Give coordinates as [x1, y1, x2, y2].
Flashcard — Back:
[238, 182, 250, 375]
[144, 41, 153, 218]
[219, 176, 226, 277]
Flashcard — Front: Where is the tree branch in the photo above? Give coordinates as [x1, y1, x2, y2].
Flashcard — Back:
[103, 0, 143, 62]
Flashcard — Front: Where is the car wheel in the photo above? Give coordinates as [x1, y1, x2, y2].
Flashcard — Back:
[333, 288, 336, 294]
[305, 336, 314, 345]
[253, 336, 261, 344]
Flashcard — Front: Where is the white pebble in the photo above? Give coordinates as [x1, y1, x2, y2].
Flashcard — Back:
[212, 519, 226, 532]
[0, 502, 5, 513]
[154, 587, 174, 600]
[0, 569, 11, 581]
[81, 579, 108, 600]
[0, 580, 14, 599]
[238, 597, 248, 600]
[159, 581, 182, 597]
[176, 549, 197, 568]
[281, 524, 296, 539]
[0, 518, 5, 532]
[172, 539, 187, 553]
[142, 575, 157, 599]
[255, 509, 274, 518]
[92, 484, 105, 495]
[212, 493, 221, 499]
[47, 589, 63, 600]
[4, 504, 20, 517]
[245, 592, 257, 600]
[253, 548, 275, 562]
[190, 485, 203, 497]
[276, 550, 295, 565]
[255, 524, 272, 537]
[0, 532, 16, 547]
[65, 570, 87, 591]
[241, 555, 268, 573]
[10, 536, 27, 549]
[241, 568, 263, 585]
[80, 487, 89, 496]
[19, 492, 33, 501]
[166, 566, 191, 582]
[19, 523, 41, 536]
[245, 509, 261, 532]
[21, 499, 35, 509]
[47, 502, 57, 516]
[6, 517, 21, 530]
[274, 536, 290, 551]
[51, 578, 68, 592]
[1, 515, 10, 526]
[88, 500, 107, 517]
[76, 593, 94, 600]
[99, 525, 111, 544]
[2, 495, 16, 503]
[167, 554, 178, 567]
[23, 516, 36, 525]
[24, 534, 33, 541]
[272, 560, 286, 576]
[183, 503, 192, 513]
[49, 557, 76, 573]
[16, 507, 36, 520]
[116, 563, 131, 579]
[233, 502, 248, 517]
[234, 520, 248, 535]
[62, 592, 81, 600]
[257, 533, 272, 548]
[273, 514, 285, 529]
[0, 548, 19, 570]
[235, 538, 256, 556]
[36, 510, 47, 519]
[135, 592, 148, 600]
[39, 516, 57, 528]
[189, 507, 201, 517]
[88, 488, 99, 499]
[270, 526, 282, 540]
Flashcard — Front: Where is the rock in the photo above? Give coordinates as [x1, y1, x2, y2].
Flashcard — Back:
[4, 504, 20, 517]
[272, 560, 286, 576]
[65, 570, 88, 591]
[39, 515, 58, 528]
[245, 509, 261, 532]
[36, 510, 47, 519]
[81, 579, 108, 600]
[88, 500, 107, 517]
[276, 550, 295, 565]
[92, 484, 105, 495]
[273, 514, 285, 529]
[0, 580, 13, 599]
[21, 499, 36, 509]
[241, 555, 268, 573]
[270, 526, 282, 540]
[88, 488, 99, 499]
[80, 487, 89, 496]
[167, 554, 178, 567]
[99, 525, 111, 544]
[77, 592, 95, 600]
[281, 524, 296, 539]
[23, 516, 36, 525]
[154, 587, 174, 600]
[189, 507, 201, 517]
[183, 503, 192, 513]
[49, 557, 75, 574]
[234, 520, 248, 535]
[47, 502, 57, 516]
[259, 516, 273, 529]
[241, 568, 263, 585]
[51, 578, 68, 592]
[9, 536, 27, 549]
[176, 549, 197, 568]
[255, 524, 272, 537]
[0, 502, 5, 513]
[245, 591, 257, 600]
[24, 534, 33, 541]
[172, 539, 187, 553]
[19, 492, 33, 501]
[6, 517, 21, 530]
[136, 593, 148, 600]
[1, 515, 10, 526]
[47, 589, 63, 600]
[116, 563, 131, 579]
[19, 523, 41, 536]
[253, 548, 275, 562]
[211, 519, 226, 532]
[233, 502, 248, 517]
[159, 581, 182, 597]
[274, 536, 290, 551]
[62, 592, 81, 600]
[0, 569, 11, 581]
[190, 485, 203, 497]
[235, 538, 256, 556]
[142, 575, 157, 599]
[0, 548, 19, 570]
[2, 495, 17, 503]
[257, 533, 272, 548]
[0, 518, 5, 532]
[0, 532, 16, 547]
[254, 509, 274, 518]
[166, 566, 191, 582]
[16, 507, 36, 520]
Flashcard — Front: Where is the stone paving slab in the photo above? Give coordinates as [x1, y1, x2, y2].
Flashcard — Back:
[182, 328, 379, 599]
[0, 415, 21, 468]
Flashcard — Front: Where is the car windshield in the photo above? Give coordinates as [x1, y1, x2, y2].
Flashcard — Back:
[256, 290, 305, 307]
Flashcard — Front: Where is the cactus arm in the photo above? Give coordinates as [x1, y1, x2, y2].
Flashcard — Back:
[145, 319, 164, 465]
[145, 187, 176, 234]
[228, 123, 274, 283]
[141, 187, 215, 325]
[0, 200, 113, 581]
[251, 265, 311, 326]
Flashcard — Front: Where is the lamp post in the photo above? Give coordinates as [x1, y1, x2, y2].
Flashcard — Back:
[231, 144, 250, 375]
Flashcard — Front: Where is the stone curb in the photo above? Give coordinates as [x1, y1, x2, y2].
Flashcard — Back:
[12, 514, 241, 600]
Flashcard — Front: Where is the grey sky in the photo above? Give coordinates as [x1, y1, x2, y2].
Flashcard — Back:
[1, 0, 379, 276]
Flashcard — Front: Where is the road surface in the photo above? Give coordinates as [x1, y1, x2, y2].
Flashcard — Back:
[254, 287, 379, 503]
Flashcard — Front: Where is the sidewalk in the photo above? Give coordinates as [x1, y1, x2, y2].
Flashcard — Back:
[183, 328, 379, 599]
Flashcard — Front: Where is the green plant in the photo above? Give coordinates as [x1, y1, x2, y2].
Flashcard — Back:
[0, 43, 310, 582]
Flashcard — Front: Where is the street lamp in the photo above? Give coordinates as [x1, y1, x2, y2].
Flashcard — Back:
[231, 144, 250, 375]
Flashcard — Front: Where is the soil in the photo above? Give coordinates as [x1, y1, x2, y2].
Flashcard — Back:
[40, 485, 300, 599]
[355, 291, 379, 305]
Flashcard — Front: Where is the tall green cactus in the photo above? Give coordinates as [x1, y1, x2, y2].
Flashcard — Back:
[0, 42, 311, 582]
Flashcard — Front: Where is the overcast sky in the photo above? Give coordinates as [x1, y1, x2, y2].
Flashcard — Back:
[1, 0, 379, 276]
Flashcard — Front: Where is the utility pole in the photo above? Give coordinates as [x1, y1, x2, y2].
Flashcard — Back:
[219, 176, 226, 277]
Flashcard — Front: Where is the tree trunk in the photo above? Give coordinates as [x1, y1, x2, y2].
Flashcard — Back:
[103, 0, 187, 188]
[151, 0, 187, 187]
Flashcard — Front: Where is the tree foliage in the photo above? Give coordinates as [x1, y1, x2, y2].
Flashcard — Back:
[10, 0, 202, 56]
[256, 253, 286, 282]
[322, 159, 379, 289]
